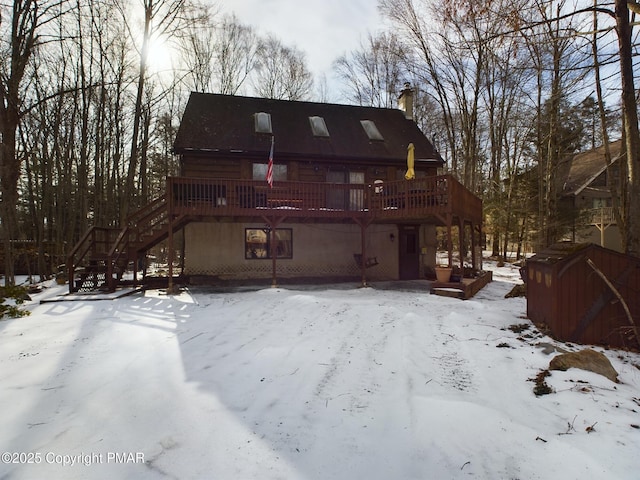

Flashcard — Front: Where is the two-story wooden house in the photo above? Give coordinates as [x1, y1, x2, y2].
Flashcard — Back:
[560, 140, 624, 252]
[68, 90, 483, 292]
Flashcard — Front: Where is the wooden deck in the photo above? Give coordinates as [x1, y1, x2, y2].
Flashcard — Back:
[68, 174, 484, 293]
[430, 271, 493, 300]
[168, 174, 483, 226]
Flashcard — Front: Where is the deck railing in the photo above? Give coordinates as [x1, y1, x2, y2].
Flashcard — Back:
[167, 174, 482, 224]
[67, 175, 482, 292]
[589, 206, 616, 226]
[67, 226, 121, 291]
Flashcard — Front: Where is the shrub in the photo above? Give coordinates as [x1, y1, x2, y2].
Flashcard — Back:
[0, 285, 32, 319]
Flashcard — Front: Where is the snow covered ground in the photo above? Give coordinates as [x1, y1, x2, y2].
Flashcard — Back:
[1, 261, 639, 480]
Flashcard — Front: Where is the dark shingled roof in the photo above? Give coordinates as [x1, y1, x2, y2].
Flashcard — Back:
[562, 140, 623, 196]
[173, 93, 444, 166]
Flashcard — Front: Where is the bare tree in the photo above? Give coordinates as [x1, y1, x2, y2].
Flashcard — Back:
[614, 0, 640, 256]
[334, 32, 406, 107]
[0, 0, 70, 284]
[118, 0, 189, 221]
[214, 14, 260, 95]
[524, 0, 589, 248]
[590, 1, 625, 245]
[497, 0, 640, 255]
[179, 12, 260, 96]
[482, 27, 536, 257]
[252, 35, 313, 101]
[379, 0, 493, 191]
[178, 4, 216, 93]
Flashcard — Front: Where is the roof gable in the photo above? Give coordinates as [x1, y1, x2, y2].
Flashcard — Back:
[562, 140, 623, 196]
[173, 93, 443, 165]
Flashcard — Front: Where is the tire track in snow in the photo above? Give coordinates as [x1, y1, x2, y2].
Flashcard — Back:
[430, 313, 477, 395]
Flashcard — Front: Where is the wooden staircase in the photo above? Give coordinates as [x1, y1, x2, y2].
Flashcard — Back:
[67, 195, 185, 293]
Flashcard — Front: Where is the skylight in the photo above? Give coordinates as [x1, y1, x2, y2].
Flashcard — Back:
[309, 116, 330, 137]
[360, 120, 384, 141]
[254, 112, 272, 134]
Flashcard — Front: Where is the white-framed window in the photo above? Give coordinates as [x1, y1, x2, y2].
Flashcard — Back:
[245, 228, 293, 259]
[253, 163, 287, 181]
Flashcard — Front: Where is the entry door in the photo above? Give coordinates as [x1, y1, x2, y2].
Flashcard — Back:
[399, 225, 420, 280]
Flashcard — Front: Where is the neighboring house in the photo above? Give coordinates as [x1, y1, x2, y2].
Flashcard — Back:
[68, 89, 483, 292]
[560, 140, 624, 252]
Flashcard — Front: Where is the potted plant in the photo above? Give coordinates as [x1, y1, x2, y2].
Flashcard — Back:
[434, 265, 453, 283]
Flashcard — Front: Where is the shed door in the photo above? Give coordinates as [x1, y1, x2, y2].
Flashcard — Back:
[399, 225, 420, 279]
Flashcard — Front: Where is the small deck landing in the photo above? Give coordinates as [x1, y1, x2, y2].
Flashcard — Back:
[430, 271, 493, 300]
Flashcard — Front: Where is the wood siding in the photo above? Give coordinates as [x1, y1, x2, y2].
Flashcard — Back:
[181, 155, 242, 179]
[526, 243, 640, 350]
[180, 154, 439, 185]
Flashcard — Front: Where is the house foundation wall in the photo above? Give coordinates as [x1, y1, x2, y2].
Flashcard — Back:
[420, 224, 437, 274]
[183, 222, 403, 281]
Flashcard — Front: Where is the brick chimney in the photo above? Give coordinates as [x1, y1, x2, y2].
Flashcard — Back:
[398, 82, 414, 120]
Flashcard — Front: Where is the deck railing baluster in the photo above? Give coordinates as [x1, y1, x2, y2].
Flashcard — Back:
[166, 174, 481, 225]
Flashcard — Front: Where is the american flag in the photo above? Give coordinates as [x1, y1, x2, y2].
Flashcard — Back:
[266, 136, 274, 188]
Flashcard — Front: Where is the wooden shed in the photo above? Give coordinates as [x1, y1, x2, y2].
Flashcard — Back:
[526, 242, 640, 350]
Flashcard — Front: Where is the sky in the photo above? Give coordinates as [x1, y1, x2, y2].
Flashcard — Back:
[215, 0, 386, 96]
[1, 261, 639, 479]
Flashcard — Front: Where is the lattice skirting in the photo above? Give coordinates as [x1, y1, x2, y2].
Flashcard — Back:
[184, 262, 395, 280]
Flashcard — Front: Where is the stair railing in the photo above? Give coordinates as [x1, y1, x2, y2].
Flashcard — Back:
[105, 195, 168, 291]
[106, 226, 133, 291]
[67, 226, 120, 293]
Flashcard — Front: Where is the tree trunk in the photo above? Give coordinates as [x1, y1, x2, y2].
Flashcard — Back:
[615, 0, 640, 257]
[122, 2, 152, 222]
[0, 126, 20, 285]
[0, 0, 41, 285]
[592, 2, 626, 248]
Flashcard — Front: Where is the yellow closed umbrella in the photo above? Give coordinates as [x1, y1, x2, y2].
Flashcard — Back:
[405, 143, 415, 180]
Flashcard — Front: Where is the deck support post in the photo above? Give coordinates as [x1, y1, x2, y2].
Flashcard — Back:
[471, 221, 477, 272]
[458, 218, 465, 273]
[263, 216, 285, 288]
[446, 216, 453, 267]
[166, 179, 178, 294]
[360, 221, 367, 287]
[353, 217, 372, 287]
[133, 253, 138, 287]
[167, 215, 176, 293]
[270, 226, 277, 287]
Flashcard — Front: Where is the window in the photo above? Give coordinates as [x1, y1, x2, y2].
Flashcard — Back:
[254, 112, 272, 133]
[245, 228, 293, 259]
[360, 120, 384, 141]
[253, 163, 287, 181]
[326, 170, 365, 210]
[593, 198, 611, 209]
[309, 116, 330, 137]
